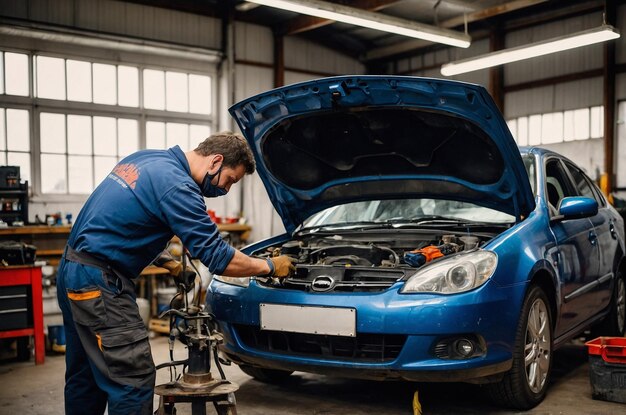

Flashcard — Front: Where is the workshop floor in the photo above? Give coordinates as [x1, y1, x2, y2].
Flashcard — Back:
[0, 335, 622, 414]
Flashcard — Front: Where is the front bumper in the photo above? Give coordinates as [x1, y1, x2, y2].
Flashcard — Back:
[207, 279, 520, 383]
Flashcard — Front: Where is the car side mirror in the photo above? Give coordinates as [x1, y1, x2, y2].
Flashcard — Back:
[551, 196, 598, 223]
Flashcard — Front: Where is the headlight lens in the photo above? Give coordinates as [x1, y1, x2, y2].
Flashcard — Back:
[401, 250, 497, 294]
[213, 275, 250, 288]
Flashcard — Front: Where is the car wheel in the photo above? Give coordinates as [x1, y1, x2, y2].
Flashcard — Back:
[238, 364, 293, 383]
[486, 285, 552, 410]
[592, 269, 625, 337]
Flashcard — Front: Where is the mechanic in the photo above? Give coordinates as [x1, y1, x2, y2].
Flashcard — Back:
[56, 131, 295, 415]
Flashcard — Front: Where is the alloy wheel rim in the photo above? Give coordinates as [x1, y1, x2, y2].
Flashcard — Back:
[524, 298, 551, 394]
[617, 277, 625, 333]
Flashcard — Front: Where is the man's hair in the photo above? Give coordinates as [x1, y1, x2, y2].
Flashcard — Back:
[194, 131, 256, 174]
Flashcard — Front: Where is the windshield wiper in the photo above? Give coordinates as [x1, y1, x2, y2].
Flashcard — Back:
[389, 216, 512, 228]
[296, 220, 394, 235]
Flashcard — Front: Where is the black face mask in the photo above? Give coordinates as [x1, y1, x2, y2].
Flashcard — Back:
[201, 165, 227, 198]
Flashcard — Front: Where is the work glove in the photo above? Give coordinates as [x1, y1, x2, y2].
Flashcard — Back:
[154, 250, 196, 289]
[266, 255, 296, 278]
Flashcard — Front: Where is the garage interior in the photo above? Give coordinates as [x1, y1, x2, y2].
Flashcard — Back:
[0, 0, 625, 414]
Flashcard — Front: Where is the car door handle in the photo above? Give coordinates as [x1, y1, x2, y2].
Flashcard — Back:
[588, 231, 597, 246]
[609, 220, 618, 240]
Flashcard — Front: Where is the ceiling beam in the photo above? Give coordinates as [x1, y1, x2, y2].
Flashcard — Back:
[363, 0, 548, 61]
[277, 0, 402, 35]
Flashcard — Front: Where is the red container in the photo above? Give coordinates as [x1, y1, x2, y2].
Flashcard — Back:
[586, 336, 626, 364]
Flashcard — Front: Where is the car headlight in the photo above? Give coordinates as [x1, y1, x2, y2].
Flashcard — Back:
[400, 250, 497, 294]
[213, 275, 250, 288]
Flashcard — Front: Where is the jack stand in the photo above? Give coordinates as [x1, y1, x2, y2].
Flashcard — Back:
[153, 249, 239, 415]
[154, 311, 239, 415]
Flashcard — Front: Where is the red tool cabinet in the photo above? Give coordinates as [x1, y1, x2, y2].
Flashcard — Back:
[0, 266, 44, 364]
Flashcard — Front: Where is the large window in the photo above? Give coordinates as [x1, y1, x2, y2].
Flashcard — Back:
[0, 49, 215, 196]
[39, 113, 140, 194]
[507, 106, 604, 146]
[0, 108, 31, 184]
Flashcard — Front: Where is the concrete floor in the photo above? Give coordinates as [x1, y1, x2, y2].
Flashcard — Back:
[0, 335, 623, 415]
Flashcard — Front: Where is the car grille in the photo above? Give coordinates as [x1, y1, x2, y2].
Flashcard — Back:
[234, 324, 406, 362]
[257, 266, 406, 293]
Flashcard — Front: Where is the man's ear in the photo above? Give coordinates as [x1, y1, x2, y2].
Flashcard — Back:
[210, 153, 224, 168]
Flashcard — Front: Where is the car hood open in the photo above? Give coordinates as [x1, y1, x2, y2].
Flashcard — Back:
[229, 76, 535, 234]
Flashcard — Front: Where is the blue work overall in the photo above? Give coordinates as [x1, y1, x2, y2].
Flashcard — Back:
[57, 146, 235, 415]
[57, 248, 154, 415]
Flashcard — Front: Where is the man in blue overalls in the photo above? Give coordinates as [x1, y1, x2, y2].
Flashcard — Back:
[56, 132, 294, 415]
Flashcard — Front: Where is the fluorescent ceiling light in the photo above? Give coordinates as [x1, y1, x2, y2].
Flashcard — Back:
[247, 0, 471, 48]
[441, 25, 620, 76]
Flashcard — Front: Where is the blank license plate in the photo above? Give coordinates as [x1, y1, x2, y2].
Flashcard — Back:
[260, 303, 356, 337]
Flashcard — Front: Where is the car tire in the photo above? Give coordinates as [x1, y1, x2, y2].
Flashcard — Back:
[486, 285, 552, 410]
[591, 269, 625, 337]
[238, 364, 293, 383]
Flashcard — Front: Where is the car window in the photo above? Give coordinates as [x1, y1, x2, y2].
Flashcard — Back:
[564, 162, 596, 199]
[545, 159, 574, 214]
[564, 161, 606, 207]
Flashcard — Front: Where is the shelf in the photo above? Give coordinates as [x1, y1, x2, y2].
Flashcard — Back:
[0, 189, 27, 195]
[0, 226, 72, 235]
[36, 249, 65, 256]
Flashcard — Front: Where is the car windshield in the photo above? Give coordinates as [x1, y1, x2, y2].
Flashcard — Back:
[302, 198, 515, 230]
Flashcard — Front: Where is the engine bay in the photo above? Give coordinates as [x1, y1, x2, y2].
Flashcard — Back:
[253, 230, 497, 292]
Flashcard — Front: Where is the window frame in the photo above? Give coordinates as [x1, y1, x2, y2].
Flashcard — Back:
[508, 105, 604, 146]
[543, 156, 577, 216]
[0, 46, 218, 203]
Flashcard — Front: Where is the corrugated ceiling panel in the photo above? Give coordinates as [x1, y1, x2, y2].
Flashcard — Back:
[10, 0, 221, 50]
[27, 0, 74, 25]
[284, 37, 364, 75]
[236, 23, 273, 64]
[0, 0, 28, 18]
[505, 12, 604, 86]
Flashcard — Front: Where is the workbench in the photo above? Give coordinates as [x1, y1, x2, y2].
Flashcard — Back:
[0, 265, 44, 364]
[0, 224, 253, 262]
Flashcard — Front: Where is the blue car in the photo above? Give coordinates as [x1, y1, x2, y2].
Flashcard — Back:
[207, 76, 625, 409]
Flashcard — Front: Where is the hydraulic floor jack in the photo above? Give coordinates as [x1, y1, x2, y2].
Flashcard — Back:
[154, 253, 238, 415]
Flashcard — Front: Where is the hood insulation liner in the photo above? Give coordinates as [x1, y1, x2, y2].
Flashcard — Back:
[262, 108, 504, 191]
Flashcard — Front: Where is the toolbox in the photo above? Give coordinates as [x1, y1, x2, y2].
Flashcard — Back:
[585, 336, 626, 404]
[0, 241, 37, 265]
[0, 285, 31, 331]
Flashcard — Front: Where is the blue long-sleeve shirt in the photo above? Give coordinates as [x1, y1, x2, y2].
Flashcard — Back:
[68, 146, 235, 277]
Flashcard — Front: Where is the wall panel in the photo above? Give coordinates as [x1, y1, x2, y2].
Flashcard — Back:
[615, 4, 626, 64]
[1, 0, 222, 50]
[284, 37, 364, 75]
[236, 22, 273, 64]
